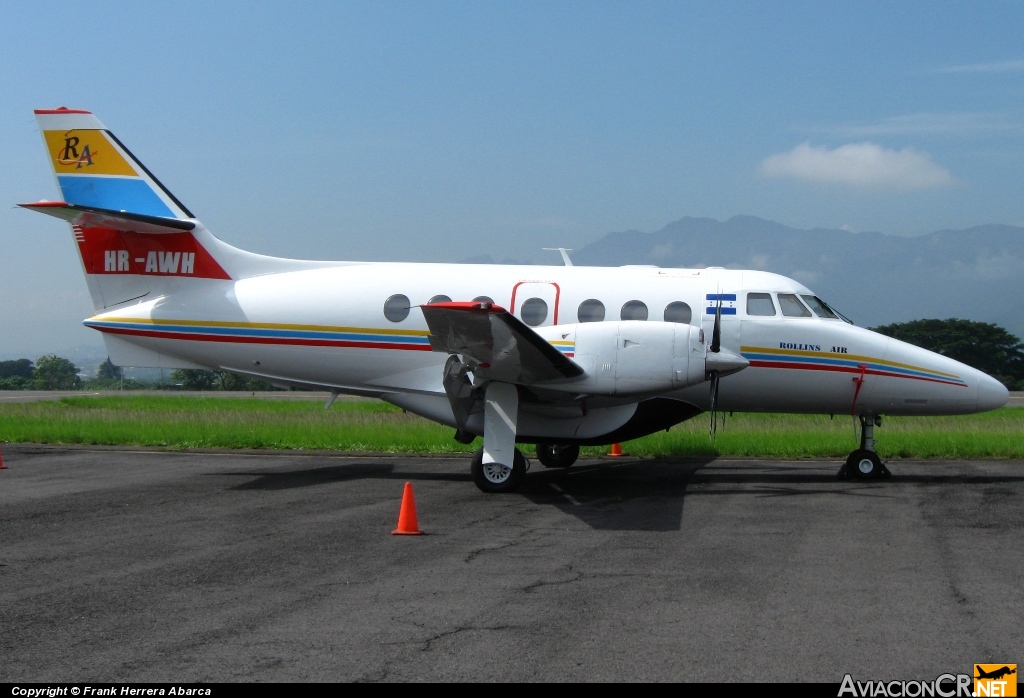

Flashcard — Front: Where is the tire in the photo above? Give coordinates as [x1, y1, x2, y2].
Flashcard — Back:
[471, 447, 527, 493]
[847, 449, 883, 480]
[536, 443, 580, 468]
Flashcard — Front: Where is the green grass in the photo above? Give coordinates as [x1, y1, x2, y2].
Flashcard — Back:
[0, 396, 468, 453]
[613, 409, 1024, 459]
[0, 395, 1022, 459]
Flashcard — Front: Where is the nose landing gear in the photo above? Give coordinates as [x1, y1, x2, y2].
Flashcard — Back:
[839, 414, 892, 480]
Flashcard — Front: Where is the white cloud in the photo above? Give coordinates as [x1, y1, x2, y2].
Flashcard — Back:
[759, 142, 954, 190]
[941, 60, 1024, 74]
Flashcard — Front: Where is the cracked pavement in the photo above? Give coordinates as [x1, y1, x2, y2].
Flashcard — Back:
[1, 445, 1022, 681]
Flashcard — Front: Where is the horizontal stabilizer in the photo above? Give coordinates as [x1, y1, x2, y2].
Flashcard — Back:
[19, 201, 195, 234]
[421, 301, 584, 384]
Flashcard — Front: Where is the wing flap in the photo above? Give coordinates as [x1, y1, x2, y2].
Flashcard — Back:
[421, 302, 584, 384]
[19, 201, 195, 233]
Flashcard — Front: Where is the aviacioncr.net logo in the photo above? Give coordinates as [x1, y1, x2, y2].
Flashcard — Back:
[975, 665, 1017, 697]
[839, 674, 973, 697]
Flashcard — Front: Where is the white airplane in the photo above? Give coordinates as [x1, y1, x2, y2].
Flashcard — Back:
[20, 108, 1010, 492]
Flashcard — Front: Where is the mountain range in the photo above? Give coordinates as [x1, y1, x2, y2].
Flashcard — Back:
[469, 216, 1024, 340]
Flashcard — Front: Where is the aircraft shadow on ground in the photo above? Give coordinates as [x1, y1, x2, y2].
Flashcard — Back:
[222, 457, 1024, 530]
[226, 463, 469, 490]
[522, 459, 1024, 529]
[518, 459, 712, 531]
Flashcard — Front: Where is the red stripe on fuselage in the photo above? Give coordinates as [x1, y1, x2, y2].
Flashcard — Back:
[748, 360, 966, 387]
[97, 326, 433, 351]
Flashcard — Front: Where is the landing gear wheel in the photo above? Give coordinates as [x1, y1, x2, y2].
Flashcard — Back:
[536, 443, 580, 468]
[471, 447, 527, 493]
[847, 449, 883, 480]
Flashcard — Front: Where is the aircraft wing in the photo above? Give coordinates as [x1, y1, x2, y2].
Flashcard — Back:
[421, 302, 584, 385]
[19, 201, 195, 234]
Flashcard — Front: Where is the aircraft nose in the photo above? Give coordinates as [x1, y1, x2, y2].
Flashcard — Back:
[977, 373, 1009, 411]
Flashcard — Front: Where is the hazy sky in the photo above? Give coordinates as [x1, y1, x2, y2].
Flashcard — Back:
[2, 1, 1022, 357]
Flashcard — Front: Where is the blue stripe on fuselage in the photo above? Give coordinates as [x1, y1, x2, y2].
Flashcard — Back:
[741, 351, 965, 384]
[85, 320, 431, 344]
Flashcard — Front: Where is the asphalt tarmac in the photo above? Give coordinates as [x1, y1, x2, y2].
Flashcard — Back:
[1, 446, 1021, 682]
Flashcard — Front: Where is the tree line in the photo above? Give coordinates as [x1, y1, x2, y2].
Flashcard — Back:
[0, 356, 277, 391]
[2, 319, 1022, 392]
[870, 319, 1024, 390]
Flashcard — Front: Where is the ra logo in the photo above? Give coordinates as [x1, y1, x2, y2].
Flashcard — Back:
[57, 134, 96, 169]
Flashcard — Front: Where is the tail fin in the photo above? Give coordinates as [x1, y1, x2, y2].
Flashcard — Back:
[25, 108, 347, 314]
[36, 108, 193, 219]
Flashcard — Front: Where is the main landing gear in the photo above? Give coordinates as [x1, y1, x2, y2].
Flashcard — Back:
[471, 447, 528, 493]
[464, 377, 584, 492]
[472, 444, 580, 492]
[536, 443, 580, 468]
[840, 414, 892, 480]
[470, 381, 527, 493]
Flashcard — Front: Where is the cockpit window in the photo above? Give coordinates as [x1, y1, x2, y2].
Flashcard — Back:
[746, 292, 776, 316]
[778, 293, 812, 317]
[800, 295, 838, 319]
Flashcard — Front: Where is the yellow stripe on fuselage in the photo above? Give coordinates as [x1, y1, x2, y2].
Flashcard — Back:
[740, 345, 961, 380]
[92, 316, 431, 337]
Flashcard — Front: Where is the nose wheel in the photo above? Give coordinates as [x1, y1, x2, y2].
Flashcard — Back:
[840, 414, 892, 480]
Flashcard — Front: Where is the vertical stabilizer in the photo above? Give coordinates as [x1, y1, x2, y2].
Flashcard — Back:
[26, 108, 348, 314]
[36, 108, 193, 219]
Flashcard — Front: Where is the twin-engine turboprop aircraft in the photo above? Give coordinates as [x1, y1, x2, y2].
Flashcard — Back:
[20, 108, 1009, 492]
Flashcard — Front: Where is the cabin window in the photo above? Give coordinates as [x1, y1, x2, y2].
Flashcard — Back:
[473, 296, 494, 304]
[383, 294, 411, 322]
[577, 299, 605, 323]
[778, 293, 812, 317]
[427, 295, 452, 304]
[746, 292, 776, 316]
[663, 301, 692, 324]
[620, 300, 648, 321]
[520, 297, 548, 326]
[800, 295, 838, 319]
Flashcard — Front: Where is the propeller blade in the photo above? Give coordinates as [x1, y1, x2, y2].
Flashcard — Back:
[707, 293, 729, 438]
[708, 370, 720, 437]
[710, 297, 722, 354]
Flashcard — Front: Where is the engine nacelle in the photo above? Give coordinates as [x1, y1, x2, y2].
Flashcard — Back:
[538, 321, 706, 395]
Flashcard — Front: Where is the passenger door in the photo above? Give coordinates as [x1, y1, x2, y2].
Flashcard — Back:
[510, 281, 561, 328]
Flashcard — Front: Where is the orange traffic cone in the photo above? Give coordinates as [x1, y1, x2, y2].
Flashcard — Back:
[609, 442, 624, 457]
[392, 482, 423, 535]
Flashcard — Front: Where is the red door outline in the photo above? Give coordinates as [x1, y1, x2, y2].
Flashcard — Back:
[509, 281, 561, 325]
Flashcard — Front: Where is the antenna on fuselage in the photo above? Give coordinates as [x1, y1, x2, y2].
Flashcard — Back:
[542, 248, 574, 266]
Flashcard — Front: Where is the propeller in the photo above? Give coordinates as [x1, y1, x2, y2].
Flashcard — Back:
[704, 291, 750, 437]
[709, 297, 722, 437]
[710, 296, 722, 354]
